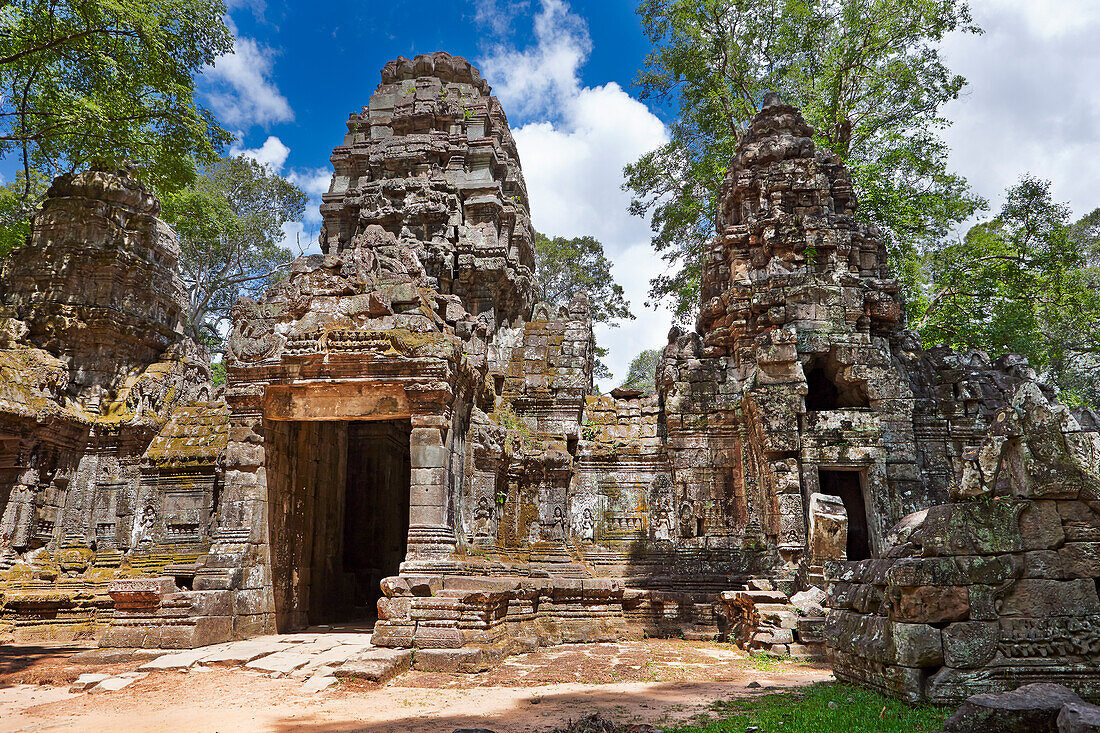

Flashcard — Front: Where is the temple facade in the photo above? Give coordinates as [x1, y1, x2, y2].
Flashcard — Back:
[0, 54, 1096, 699]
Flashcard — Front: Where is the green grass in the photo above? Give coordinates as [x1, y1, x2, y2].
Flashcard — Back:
[744, 651, 792, 672]
[665, 682, 948, 733]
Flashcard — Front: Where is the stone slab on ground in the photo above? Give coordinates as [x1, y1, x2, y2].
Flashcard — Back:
[301, 674, 339, 693]
[1059, 702, 1100, 733]
[89, 677, 138, 694]
[201, 639, 290, 665]
[245, 650, 313, 675]
[138, 649, 212, 671]
[944, 683, 1085, 732]
[333, 649, 413, 683]
[68, 674, 111, 693]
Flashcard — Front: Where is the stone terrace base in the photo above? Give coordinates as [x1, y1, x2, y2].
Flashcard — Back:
[101, 578, 233, 649]
[101, 573, 765, 666]
[371, 575, 733, 670]
[825, 383, 1100, 705]
[827, 555, 1100, 705]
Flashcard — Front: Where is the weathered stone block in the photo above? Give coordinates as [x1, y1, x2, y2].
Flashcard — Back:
[942, 682, 1083, 732]
[942, 621, 998, 668]
[888, 584, 969, 624]
[999, 579, 1100, 617]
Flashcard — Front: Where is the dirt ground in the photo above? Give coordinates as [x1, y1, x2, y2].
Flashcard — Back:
[0, 639, 832, 732]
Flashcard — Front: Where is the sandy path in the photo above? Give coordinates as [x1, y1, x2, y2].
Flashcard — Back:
[0, 640, 832, 732]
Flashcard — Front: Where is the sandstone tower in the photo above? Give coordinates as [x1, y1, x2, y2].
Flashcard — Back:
[3, 56, 1087, 700]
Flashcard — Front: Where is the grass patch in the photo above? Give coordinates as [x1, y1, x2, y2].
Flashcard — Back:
[744, 651, 791, 672]
[665, 682, 948, 733]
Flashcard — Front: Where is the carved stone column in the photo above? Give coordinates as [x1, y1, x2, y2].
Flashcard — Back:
[402, 413, 459, 573]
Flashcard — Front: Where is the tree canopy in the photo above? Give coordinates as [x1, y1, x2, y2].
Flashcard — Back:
[0, 0, 233, 233]
[917, 176, 1100, 408]
[533, 233, 634, 324]
[625, 0, 984, 321]
[160, 155, 306, 347]
[533, 232, 635, 383]
[619, 349, 662, 394]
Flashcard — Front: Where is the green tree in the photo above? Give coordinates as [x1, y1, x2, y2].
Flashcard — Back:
[0, 168, 48, 256]
[160, 155, 307, 346]
[619, 348, 662, 394]
[625, 0, 984, 321]
[0, 0, 233, 231]
[918, 176, 1100, 407]
[533, 233, 635, 383]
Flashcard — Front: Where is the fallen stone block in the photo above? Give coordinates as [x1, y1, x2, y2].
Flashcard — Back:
[301, 675, 339, 694]
[333, 649, 413, 683]
[790, 587, 826, 616]
[1058, 701, 1100, 733]
[69, 673, 111, 693]
[89, 677, 137, 693]
[944, 683, 1084, 732]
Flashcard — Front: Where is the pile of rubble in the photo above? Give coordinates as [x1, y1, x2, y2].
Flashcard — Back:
[827, 384, 1100, 703]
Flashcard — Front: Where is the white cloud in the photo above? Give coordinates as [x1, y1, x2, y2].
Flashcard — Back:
[479, 0, 592, 121]
[288, 167, 332, 196]
[479, 1, 671, 389]
[231, 135, 290, 171]
[474, 0, 529, 36]
[288, 167, 331, 224]
[941, 0, 1100, 218]
[204, 36, 294, 128]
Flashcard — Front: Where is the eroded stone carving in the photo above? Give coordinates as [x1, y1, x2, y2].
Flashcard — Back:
[825, 385, 1100, 703]
[0, 168, 222, 644]
[0, 55, 1090, 690]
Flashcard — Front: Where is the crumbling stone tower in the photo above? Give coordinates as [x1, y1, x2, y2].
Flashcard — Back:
[660, 94, 921, 577]
[320, 52, 536, 326]
[0, 169, 218, 640]
[196, 52, 597, 646]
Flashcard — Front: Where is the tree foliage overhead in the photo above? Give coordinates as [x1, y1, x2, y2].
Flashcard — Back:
[918, 176, 1100, 408]
[0, 0, 233, 230]
[0, 168, 48, 256]
[534, 233, 635, 324]
[619, 348, 662, 394]
[625, 0, 985, 321]
[160, 155, 306, 347]
[533, 232, 635, 383]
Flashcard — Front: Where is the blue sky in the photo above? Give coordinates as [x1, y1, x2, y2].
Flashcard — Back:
[217, 0, 658, 183]
[14, 0, 1100, 387]
[207, 0, 1100, 387]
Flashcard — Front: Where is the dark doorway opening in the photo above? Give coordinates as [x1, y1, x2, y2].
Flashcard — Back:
[818, 468, 870, 560]
[267, 419, 410, 632]
[343, 421, 411, 620]
[805, 365, 840, 410]
[804, 357, 870, 410]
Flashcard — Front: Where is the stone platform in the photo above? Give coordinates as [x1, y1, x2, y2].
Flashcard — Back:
[131, 626, 405, 692]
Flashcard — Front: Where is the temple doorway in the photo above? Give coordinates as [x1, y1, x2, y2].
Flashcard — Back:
[343, 421, 411, 620]
[818, 468, 870, 560]
[267, 419, 410, 632]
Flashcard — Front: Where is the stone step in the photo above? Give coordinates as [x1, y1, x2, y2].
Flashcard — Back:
[333, 648, 414, 683]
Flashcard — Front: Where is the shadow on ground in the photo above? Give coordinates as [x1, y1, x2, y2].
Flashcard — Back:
[257, 680, 797, 733]
[0, 644, 95, 688]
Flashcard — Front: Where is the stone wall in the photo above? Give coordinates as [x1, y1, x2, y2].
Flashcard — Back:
[1, 52, 1087, 682]
[826, 384, 1100, 703]
[0, 169, 220, 642]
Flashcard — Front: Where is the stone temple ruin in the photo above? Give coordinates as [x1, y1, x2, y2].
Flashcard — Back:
[0, 52, 1097, 702]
